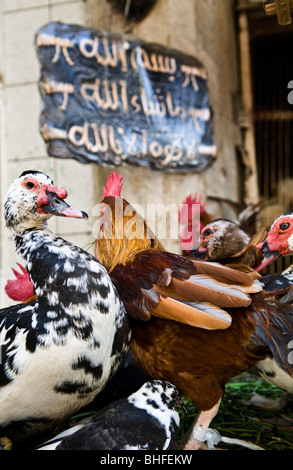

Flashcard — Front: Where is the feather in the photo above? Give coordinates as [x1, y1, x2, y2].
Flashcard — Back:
[110, 250, 259, 326]
[154, 276, 254, 308]
[250, 295, 293, 376]
[151, 296, 232, 330]
[191, 259, 261, 285]
[232, 227, 267, 257]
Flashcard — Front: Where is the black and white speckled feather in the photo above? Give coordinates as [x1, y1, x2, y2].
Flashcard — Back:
[260, 264, 293, 292]
[0, 171, 131, 443]
[37, 380, 182, 450]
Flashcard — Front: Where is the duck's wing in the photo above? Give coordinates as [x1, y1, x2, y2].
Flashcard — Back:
[0, 301, 36, 386]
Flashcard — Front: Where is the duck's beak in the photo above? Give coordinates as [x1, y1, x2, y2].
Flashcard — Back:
[254, 240, 280, 272]
[37, 185, 88, 219]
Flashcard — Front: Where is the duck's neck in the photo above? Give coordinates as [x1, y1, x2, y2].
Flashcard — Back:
[12, 227, 106, 349]
[13, 225, 51, 257]
[12, 227, 74, 302]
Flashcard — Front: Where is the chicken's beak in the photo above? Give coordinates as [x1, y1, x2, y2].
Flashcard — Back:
[254, 240, 280, 272]
[37, 186, 88, 219]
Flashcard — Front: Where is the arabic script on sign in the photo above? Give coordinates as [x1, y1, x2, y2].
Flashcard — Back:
[35, 22, 216, 172]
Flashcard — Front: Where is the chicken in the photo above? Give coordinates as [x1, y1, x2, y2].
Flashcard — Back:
[97, 193, 262, 331]
[0, 171, 130, 445]
[37, 380, 183, 450]
[94, 171, 293, 450]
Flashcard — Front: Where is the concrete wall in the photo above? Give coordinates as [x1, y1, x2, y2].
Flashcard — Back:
[0, 0, 243, 306]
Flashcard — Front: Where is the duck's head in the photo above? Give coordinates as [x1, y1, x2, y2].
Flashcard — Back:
[4, 171, 88, 233]
[255, 212, 293, 271]
[195, 219, 251, 260]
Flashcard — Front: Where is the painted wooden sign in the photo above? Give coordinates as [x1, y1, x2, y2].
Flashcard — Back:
[35, 22, 216, 172]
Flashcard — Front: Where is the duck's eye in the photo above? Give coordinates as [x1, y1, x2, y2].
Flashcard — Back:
[279, 222, 290, 231]
[25, 181, 35, 189]
[203, 228, 212, 237]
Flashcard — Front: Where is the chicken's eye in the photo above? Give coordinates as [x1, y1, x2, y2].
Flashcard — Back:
[279, 222, 290, 231]
[203, 228, 212, 237]
[25, 181, 35, 189]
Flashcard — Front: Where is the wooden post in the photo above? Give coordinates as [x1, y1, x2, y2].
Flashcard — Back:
[238, 11, 259, 204]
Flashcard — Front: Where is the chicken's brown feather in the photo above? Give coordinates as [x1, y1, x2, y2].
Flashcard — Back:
[129, 302, 267, 410]
[96, 196, 164, 272]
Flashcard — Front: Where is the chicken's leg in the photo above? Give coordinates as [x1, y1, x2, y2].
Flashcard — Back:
[183, 399, 221, 450]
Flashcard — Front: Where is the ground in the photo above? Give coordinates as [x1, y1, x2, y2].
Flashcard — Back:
[178, 372, 293, 450]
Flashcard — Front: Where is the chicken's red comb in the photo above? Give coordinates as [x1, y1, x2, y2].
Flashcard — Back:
[103, 171, 123, 199]
[182, 194, 206, 211]
[183, 194, 202, 205]
[179, 193, 207, 223]
[5, 263, 34, 302]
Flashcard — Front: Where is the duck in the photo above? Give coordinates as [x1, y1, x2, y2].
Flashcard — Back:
[190, 219, 266, 269]
[0, 171, 131, 446]
[256, 212, 293, 271]
[37, 380, 183, 450]
[259, 264, 293, 293]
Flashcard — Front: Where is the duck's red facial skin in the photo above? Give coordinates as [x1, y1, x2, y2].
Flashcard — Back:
[36, 185, 68, 211]
[255, 214, 293, 271]
[21, 177, 87, 219]
[21, 177, 68, 212]
[21, 177, 41, 193]
[198, 224, 218, 253]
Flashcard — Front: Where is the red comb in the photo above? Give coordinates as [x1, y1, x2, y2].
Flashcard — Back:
[181, 194, 206, 213]
[179, 193, 207, 224]
[103, 171, 123, 199]
[5, 263, 35, 302]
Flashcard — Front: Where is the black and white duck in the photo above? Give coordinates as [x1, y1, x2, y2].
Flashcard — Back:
[0, 171, 131, 445]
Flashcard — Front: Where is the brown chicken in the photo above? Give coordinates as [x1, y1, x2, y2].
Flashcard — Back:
[95, 172, 293, 450]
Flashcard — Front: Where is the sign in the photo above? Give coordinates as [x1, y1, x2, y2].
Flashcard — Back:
[35, 22, 217, 172]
